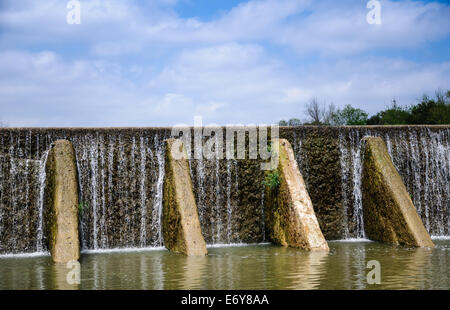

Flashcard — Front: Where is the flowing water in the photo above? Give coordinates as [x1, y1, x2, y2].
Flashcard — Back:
[292, 127, 450, 239]
[1, 240, 449, 290]
[0, 127, 448, 254]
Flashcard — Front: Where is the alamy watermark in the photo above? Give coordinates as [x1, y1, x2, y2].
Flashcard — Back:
[366, 0, 382, 25]
[66, 0, 81, 24]
[366, 260, 381, 284]
[66, 260, 81, 285]
[170, 116, 280, 170]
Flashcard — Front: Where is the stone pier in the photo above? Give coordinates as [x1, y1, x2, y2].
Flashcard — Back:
[162, 139, 207, 256]
[362, 136, 434, 247]
[46, 140, 80, 263]
[264, 139, 329, 251]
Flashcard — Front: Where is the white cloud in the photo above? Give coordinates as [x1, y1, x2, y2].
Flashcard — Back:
[2, 0, 449, 55]
[1, 46, 448, 126]
[0, 0, 449, 126]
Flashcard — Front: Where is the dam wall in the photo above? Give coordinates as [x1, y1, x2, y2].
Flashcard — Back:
[0, 126, 448, 254]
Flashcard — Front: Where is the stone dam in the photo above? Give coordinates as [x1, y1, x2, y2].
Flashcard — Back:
[0, 126, 448, 258]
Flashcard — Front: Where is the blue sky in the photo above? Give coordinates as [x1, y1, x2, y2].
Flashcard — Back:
[0, 0, 449, 126]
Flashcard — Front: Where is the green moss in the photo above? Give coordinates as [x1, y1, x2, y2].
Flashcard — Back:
[362, 137, 434, 247]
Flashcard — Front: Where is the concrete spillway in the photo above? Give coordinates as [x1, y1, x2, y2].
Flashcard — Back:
[163, 139, 207, 256]
[362, 137, 434, 247]
[263, 139, 329, 251]
[0, 126, 448, 255]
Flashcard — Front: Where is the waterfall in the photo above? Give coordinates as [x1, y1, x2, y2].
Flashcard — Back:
[337, 129, 367, 239]
[9, 142, 18, 250]
[71, 130, 168, 250]
[260, 186, 265, 242]
[214, 148, 223, 243]
[99, 135, 107, 248]
[225, 158, 239, 243]
[106, 135, 115, 248]
[336, 127, 449, 238]
[338, 131, 351, 238]
[189, 133, 243, 245]
[0, 131, 50, 254]
[384, 128, 449, 236]
[0, 153, 3, 241]
[89, 135, 99, 249]
[139, 136, 147, 247]
[0, 127, 448, 255]
[350, 130, 365, 238]
[226, 160, 232, 243]
[192, 141, 207, 239]
[36, 150, 49, 252]
[152, 135, 165, 246]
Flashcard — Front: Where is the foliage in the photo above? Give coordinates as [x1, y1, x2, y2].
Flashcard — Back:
[367, 91, 450, 125]
[279, 89, 450, 126]
[367, 100, 410, 125]
[279, 118, 302, 126]
[263, 170, 281, 190]
[287, 118, 302, 126]
[330, 104, 368, 125]
[408, 91, 450, 124]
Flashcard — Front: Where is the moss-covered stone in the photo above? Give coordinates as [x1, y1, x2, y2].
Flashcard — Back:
[264, 139, 329, 251]
[362, 137, 434, 247]
[163, 139, 207, 256]
[46, 140, 80, 263]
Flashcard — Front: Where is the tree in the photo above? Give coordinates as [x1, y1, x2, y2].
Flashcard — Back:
[408, 90, 450, 124]
[367, 90, 450, 125]
[305, 98, 325, 125]
[330, 104, 368, 125]
[278, 118, 302, 126]
[367, 100, 410, 125]
[323, 102, 337, 125]
[288, 118, 302, 126]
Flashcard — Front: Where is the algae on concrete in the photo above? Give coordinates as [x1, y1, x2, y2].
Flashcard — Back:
[46, 140, 80, 263]
[362, 136, 434, 247]
[163, 138, 207, 256]
[264, 139, 329, 251]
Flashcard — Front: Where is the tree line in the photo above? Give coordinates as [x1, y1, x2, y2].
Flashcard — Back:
[279, 89, 450, 126]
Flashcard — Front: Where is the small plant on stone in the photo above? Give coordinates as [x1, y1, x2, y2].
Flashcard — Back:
[78, 201, 85, 215]
[263, 170, 281, 191]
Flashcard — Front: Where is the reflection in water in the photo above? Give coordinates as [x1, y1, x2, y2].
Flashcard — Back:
[285, 250, 328, 290]
[378, 246, 433, 290]
[0, 241, 449, 289]
[180, 256, 208, 289]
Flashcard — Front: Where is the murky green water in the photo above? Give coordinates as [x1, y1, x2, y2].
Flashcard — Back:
[1, 240, 449, 290]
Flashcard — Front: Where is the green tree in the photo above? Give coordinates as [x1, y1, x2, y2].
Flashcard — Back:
[408, 91, 450, 124]
[367, 100, 410, 125]
[287, 118, 302, 126]
[331, 104, 368, 125]
[279, 118, 302, 126]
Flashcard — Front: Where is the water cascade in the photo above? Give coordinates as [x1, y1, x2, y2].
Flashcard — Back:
[291, 126, 449, 239]
[0, 126, 448, 255]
